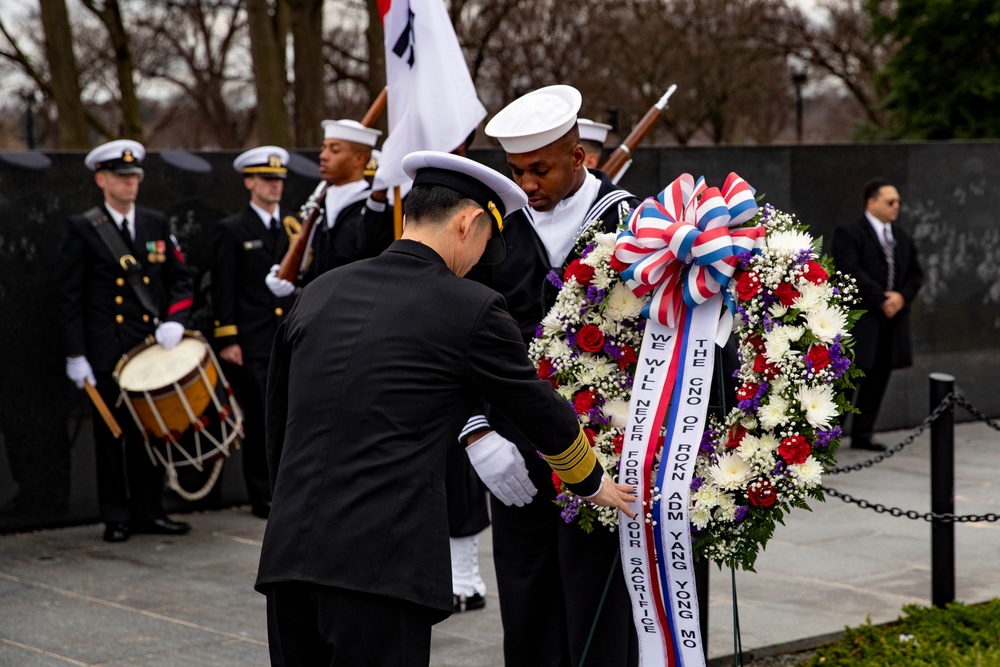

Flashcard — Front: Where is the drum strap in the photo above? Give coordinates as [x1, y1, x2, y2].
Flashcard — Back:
[85, 206, 161, 321]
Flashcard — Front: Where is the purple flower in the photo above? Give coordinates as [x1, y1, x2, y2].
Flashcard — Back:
[691, 476, 705, 492]
[546, 270, 564, 290]
[814, 426, 842, 448]
[734, 505, 749, 523]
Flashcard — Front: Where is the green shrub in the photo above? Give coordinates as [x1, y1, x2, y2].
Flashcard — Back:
[802, 600, 1000, 666]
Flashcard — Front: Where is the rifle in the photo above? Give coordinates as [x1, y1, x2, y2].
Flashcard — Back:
[598, 84, 677, 184]
[275, 87, 388, 283]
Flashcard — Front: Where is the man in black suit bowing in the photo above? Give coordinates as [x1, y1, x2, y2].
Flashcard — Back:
[833, 178, 923, 451]
[211, 146, 296, 518]
[57, 139, 194, 542]
[256, 151, 636, 666]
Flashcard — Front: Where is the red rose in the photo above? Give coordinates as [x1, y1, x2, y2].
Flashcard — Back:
[735, 271, 761, 301]
[802, 260, 828, 285]
[736, 382, 760, 402]
[613, 433, 625, 454]
[537, 358, 554, 379]
[610, 254, 630, 274]
[574, 390, 596, 414]
[576, 325, 605, 353]
[773, 281, 800, 307]
[564, 259, 595, 286]
[746, 333, 765, 352]
[748, 479, 777, 508]
[552, 471, 563, 492]
[752, 354, 780, 379]
[806, 345, 830, 372]
[726, 424, 747, 449]
[779, 435, 811, 465]
[584, 428, 598, 447]
[617, 344, 638, 370]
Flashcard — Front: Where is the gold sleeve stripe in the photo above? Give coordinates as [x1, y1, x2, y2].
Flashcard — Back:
[214, 325, 238, 338]
[542, 427, 598, 485]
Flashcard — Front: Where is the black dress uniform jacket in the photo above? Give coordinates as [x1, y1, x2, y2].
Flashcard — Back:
[832, 216, 923, 370]
[308, 190, 394, 278]
[256, 240, 600, 615]
[211, 207, 295, 357]
[57, 205, 194, 372]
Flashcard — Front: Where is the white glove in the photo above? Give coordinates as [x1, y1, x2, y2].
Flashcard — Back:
[66, 356, 96, 389]
[265, 264, 295, 297]
[155, 321, 185, 349]
[466, 431, 537, 507]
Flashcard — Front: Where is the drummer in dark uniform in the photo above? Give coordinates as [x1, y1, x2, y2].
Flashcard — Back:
[255, 150, 636, 666]
[211, 146, 294, 519]
[57, 139, 194, 543]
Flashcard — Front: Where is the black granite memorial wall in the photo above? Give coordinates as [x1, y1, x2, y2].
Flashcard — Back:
[0, 142, 997, 533]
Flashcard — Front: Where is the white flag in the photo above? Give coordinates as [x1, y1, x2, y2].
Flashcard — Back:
[373, 0, 487, 192]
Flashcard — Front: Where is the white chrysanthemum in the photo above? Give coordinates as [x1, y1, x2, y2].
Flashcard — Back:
[770, 376, 790, 394]
[789, 455, 823, 487]
[759, 395, 789, 430]
[797, 383, 837, 429]
[764, 330, 791, 361]
[540, 312, 562, 337]
[582, 244, 610, 268]
[769, 302, 788, 318]
[556, 385, 576, 401]
[601, 399, 630, 429]
[547, 337, 572, 361]
[766, 230, 814, 258]
[591, 356, 617, 380]
[709, 452, 752, 490]
[805, 304, 848, 344]
[757, 432, 781, 453]
[740, 415, 759, 430]
[737, 433, 762, 460]
[604, 281, 646, 321]
[593, 268, 615, 290]
[690, 505, 712, 529]
[595, 231, 618, 252]
[692, 484, 722, 509]
[792, 281, 827, 315]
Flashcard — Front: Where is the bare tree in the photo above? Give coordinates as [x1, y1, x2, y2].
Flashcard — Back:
[286, 0, 324, 147]
[38, 0, 90, 148]
[247, 0, 291, 145]
[80, 0, 144, 140]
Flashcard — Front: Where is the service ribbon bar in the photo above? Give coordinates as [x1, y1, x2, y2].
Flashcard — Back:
[614, 173, 763, 667]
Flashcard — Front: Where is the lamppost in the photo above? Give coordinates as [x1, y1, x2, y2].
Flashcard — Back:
[790, 66, 807, 143]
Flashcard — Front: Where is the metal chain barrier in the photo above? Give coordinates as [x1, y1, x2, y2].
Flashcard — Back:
[823, 389, 1000, 524]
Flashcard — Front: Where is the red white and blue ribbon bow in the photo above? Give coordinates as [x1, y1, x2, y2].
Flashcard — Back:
[614, 172, 765, 327]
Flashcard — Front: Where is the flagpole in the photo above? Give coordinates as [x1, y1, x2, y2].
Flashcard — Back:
[393, 185, 403, 239]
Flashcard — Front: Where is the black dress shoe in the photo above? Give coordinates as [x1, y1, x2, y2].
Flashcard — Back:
[103, 522, 130, 543]
[134, 518, 191, 535]
[251, 502, 271, 519]
[852, 440, 888, 452]
[453, 592, 486, 613]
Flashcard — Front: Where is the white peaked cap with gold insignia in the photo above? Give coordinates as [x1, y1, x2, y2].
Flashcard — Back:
[485, 84, 582, 155]
[320, 119, 382, 147]
[84, 139, 146, 174]
[233, 146, 290, 178]
[577, 118, 612, 146]
[402, 150, 528, 264]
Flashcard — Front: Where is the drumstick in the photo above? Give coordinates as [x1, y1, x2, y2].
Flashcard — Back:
[83, 380, 123, 439]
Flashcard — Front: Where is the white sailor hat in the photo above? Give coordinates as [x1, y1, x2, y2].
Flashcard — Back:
[402, 150, 528, 264]
[485, 85, 582, 155]
[577, 118, 612, 146]
[321, 119, 382, 147]
[85, 139, 145, 174]
[233, 145, 289, 178]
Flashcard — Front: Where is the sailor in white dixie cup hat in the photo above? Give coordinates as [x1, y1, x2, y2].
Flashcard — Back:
[467, 85, 643, 667]
[577, 118, 613, 170]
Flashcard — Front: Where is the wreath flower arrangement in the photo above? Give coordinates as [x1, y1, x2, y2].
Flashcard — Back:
[529, 189, 862, 571]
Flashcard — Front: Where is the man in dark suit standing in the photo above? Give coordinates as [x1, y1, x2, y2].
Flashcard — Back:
[256, 151, 635, 666]
[833, 178, 923, 451]
[57, 139, 194, 542]
[211, 146, 295, 518]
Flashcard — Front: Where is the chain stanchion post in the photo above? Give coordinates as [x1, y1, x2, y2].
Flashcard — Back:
[929, 372, 955, 608]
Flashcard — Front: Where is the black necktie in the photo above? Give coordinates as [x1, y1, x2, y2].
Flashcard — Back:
[270, 218, 281, 243]
[120, 218, 132, 247]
